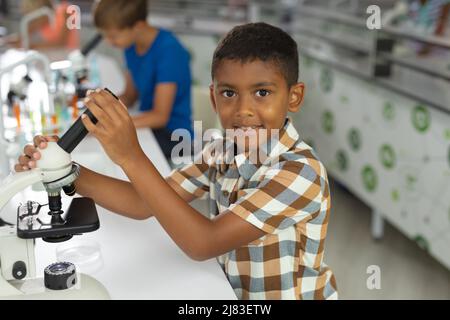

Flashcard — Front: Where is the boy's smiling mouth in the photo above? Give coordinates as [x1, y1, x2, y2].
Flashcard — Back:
[232, 125, 264, 130]
[230, 125, 268, 141]
[232, 125, 265, 137]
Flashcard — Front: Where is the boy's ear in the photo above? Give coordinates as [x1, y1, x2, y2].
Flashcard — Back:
[209, 84, 218, 114]
[288, 82, 305, 113]
[132, 21, 147, 33]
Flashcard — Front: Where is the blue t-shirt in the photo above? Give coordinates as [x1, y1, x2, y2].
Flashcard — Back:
[125, 29, 193, 136]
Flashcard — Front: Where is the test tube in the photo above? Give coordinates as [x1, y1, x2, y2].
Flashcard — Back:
[13, 101, 21, 128]
[71, 95, 79, 119]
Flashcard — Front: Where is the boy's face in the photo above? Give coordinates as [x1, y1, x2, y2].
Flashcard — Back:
[210, 59, 304, 153]
[100, 27, 136, 49]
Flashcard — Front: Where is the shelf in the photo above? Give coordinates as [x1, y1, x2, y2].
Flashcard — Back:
[376, 77, 449, 114]
[299, 48, 450, 115]
[258, 3, 368, 29]
[381, 26, 450, 50]
[294, 26, 373, 55]
[380, 53, 450, 82]
[299, 47, 372, 80]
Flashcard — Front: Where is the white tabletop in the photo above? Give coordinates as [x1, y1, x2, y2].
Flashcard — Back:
[0, 51, 236, 300]
[32, 130, 236, 300]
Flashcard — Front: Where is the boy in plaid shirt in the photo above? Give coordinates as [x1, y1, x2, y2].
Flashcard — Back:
[17, 23, 337, 300]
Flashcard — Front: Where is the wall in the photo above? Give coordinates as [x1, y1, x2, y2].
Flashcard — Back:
[291, 56, 450, 270]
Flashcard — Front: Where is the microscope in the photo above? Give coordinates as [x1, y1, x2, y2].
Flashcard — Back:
[0, 89, 117, 299]
[6, 74, 32, 108]
[67, 34, 103, 98]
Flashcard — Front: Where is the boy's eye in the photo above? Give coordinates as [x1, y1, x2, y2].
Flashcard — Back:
[222, 90, 236, 98]
[256, 89, 270, 97]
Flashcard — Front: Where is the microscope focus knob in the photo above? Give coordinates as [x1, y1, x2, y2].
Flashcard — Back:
[12, 261, 27, 280]
[44, 262, 77, 290]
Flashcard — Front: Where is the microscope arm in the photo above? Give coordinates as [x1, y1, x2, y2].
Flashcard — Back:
[0, 170, 43, 213]
[81, 34, 103, 56]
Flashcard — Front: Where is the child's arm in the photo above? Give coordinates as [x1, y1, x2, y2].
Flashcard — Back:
[77, 166, 200, 218]
[119, 71, 139, 108]
[82, 89, 266, 261]
[15, 135, 195, 220]
[75, 165, 153, 220]
[120, 152, 267, 260]
[131, 83, 176, 129]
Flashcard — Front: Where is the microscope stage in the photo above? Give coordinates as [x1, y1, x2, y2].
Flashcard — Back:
[17, 197, 99, 241]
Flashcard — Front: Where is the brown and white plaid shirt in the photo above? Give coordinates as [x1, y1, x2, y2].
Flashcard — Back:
[168, 118, 338, 300]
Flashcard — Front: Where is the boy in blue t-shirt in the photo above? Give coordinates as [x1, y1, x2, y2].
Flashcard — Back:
[93, 0, 192, 157]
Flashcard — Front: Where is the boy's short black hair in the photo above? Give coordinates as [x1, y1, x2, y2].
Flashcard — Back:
[212, 22, 299, 87]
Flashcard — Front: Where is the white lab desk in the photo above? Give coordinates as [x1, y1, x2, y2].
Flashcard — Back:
[0, 130, 235, 299]
[0, 50, 236, 299]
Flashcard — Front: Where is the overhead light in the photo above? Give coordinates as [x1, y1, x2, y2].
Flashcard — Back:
[50, 60, 72, 70]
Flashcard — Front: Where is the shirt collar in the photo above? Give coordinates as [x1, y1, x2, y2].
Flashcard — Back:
[232, 117, 301, 180]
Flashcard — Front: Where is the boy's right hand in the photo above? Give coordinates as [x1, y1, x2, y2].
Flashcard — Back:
[14, 135, 59, 172]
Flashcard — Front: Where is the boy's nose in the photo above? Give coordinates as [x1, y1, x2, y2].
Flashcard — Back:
[236, 96, 254, 118]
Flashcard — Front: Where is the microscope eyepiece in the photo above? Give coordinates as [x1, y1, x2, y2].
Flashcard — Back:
[57, 88, 118, 153]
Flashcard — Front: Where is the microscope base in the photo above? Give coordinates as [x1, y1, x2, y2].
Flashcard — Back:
[2, 273, 110, 300]
[0, 226, 110, 300]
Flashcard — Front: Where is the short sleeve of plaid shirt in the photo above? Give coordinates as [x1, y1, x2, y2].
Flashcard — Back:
[167, 161, 211, 200]
[227, 159, 326, 234]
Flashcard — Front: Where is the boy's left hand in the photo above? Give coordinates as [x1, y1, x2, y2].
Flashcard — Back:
[81, 89, 143, 167]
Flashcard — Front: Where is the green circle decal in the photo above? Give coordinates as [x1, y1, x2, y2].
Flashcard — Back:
[322, 111, 334, 134]
[383, 102, 395, 121]
[412, 105, 431, 133]
[413, 235, 429, 252]
[320, 68, 333, 93]
[379, 144, 396, 169]
[362, 165, 378, 192]
[405, 173, 418, 191]
[445, 129, 450, 140]
[340, 95, 349, 104]
[336, 150, 349, 171]
[391, 189, 399, 202]
[348, 128, 362, 151]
